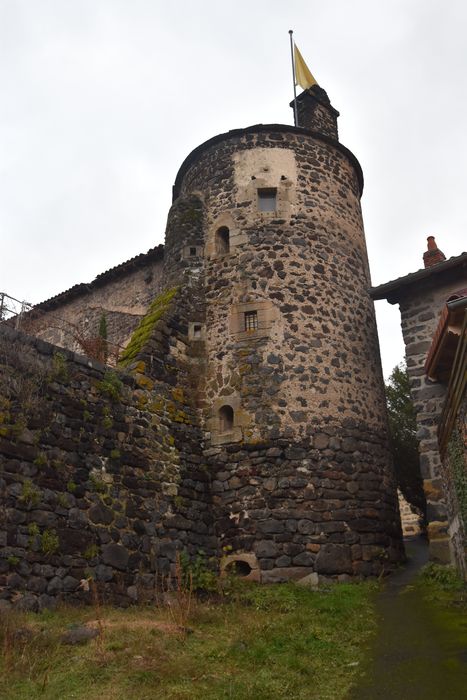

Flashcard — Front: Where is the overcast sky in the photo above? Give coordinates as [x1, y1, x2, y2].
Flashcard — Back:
[0, 0, 465, 378]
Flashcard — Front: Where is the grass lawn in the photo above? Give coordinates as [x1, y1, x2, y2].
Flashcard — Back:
[0, 580, 377, 700]
[413, 562, 467, 641]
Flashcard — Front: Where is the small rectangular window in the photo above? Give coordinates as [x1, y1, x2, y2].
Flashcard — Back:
[258, 188, 277, 212]
[189, 247, 197, 257]
[193, 324, 202, 339]
[244, 310, 258, 331]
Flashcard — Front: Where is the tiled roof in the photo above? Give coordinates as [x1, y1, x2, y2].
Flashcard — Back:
[424, 290, 467, 379]
[370, 252, 467, 303]
[34, 244, 164, 311]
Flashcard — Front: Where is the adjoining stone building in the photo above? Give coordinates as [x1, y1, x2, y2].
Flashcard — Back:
[0, 85, 405, 608]
[372, 238, 467, 576]
[21, 245, 164, 359]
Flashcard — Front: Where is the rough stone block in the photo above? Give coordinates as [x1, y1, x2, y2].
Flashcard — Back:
[102, 543, 129, 571]
[296, 572, 319, 589]
[261, 566, 314, 583]
[254, 540, 279, 558]
[315, 544, 352, 574]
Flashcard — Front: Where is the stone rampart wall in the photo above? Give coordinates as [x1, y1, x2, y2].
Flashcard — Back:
[0, 324, 214, 611]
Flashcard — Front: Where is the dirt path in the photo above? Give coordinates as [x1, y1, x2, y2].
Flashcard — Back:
[348, 537, 467, 700]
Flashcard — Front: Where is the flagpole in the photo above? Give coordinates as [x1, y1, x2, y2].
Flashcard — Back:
[289, 29, 298, 127]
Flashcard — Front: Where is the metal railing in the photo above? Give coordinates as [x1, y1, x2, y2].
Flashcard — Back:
[0, 292, 33, 328]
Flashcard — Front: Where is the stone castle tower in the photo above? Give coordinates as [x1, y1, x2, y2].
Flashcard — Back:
[1, 86, 405, 604]
[161, 85, 403, 580]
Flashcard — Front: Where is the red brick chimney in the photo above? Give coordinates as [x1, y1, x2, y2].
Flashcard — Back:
[423, 236, 446, 268]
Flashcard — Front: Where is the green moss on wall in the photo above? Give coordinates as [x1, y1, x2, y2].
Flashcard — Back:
[180, 205, 202, 225]
[118, 287, 179, 367]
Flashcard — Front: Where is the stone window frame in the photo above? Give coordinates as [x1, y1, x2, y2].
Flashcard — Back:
[229, 300, 279, 340]
[206, 213, 246, 260]
[182, 245, 204, 260]
[208, 395, 250, 446]
[188, 321, 206, 341]
[251, 177, 292, 219]
[232, 148, 297, 221]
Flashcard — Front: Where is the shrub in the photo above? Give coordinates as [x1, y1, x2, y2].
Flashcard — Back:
[33, 451, 47, 467]
[67, 480, 77, 493]
[51, 352, 69, 381]
[28, 522, 40, 547]
[96, 371, 124, 402]
[419, 562, 464, 591]
[84, 544, 99, 560]
[40, 529, 59, 555]
[180, 550, 218, 593]
[20, 479, 40, 506]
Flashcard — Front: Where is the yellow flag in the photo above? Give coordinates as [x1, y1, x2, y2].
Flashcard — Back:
[294, 44, 317, 90]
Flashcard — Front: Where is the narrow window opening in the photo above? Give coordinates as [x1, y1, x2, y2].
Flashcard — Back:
[219, 405, 234, 433]
[244, 310, 258, 331]
[189, 247, 197, 257]
[193, 324, 202, 339]
[258, 188, 277, 212]
[215, 226, 230, 255]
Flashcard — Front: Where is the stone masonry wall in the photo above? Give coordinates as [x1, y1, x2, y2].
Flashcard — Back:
[399, 277, 466, 563]
[205, 431, 402, 582]
[23, 254, 164, 357]
[0, 323, 214, 611]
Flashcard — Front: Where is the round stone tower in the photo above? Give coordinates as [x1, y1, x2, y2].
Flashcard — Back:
[163, 85, 403, 581]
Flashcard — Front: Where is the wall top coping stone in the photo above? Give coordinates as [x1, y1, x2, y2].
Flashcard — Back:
[370, 252, 467, 305]
[172, 123, 364, 201]
[0, 324, 133, 382]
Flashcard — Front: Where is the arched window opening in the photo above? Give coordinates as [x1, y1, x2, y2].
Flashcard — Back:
[215, 226, 230, 256]
[219, 404, 234, 433]
[225, 560, 252, 577]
